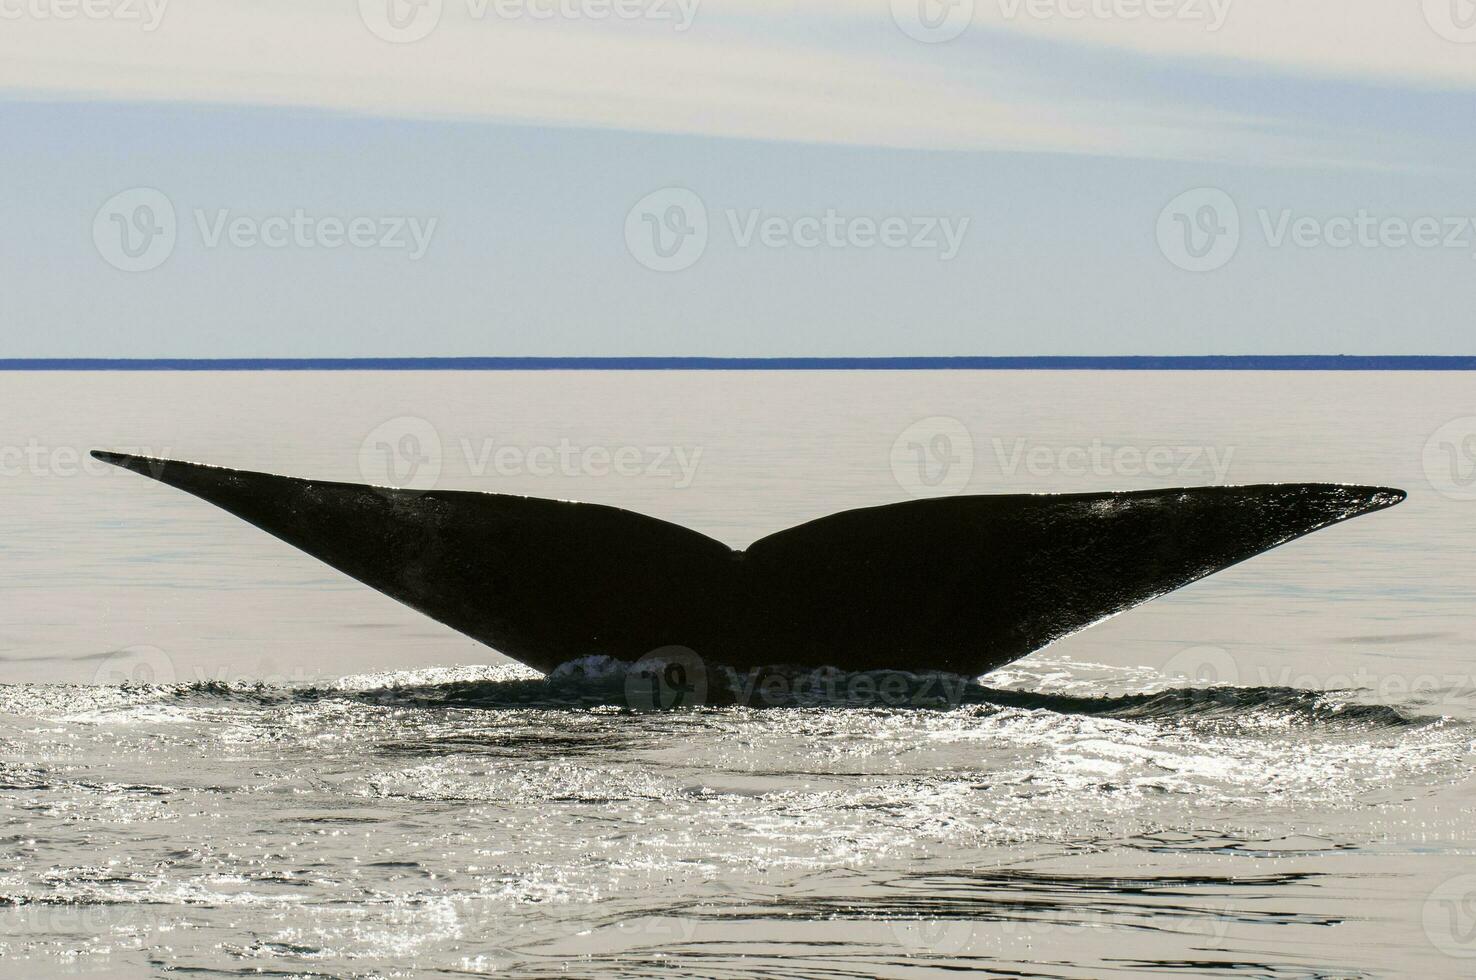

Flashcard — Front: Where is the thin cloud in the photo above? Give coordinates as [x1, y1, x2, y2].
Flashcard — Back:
[0, 0, 1471, 165]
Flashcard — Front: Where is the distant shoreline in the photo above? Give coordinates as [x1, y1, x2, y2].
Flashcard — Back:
[2, 356, 1474, 371]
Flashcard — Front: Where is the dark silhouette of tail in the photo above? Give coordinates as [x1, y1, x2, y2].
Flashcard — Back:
[91, 450, 1404, 677]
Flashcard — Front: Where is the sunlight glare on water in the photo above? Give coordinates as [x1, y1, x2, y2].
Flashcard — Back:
[1, 370, 1475, 977]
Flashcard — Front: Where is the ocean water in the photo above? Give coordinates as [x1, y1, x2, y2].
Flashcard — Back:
[1, 369, 1474, 977]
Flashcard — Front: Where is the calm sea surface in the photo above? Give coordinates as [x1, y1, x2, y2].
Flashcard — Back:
[2, 370, 1474, 977]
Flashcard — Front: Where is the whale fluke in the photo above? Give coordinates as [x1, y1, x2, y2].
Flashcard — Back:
[91, 450, 1404, 677]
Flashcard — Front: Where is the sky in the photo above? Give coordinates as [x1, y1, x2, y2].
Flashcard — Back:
[2, 0, 1475, 355]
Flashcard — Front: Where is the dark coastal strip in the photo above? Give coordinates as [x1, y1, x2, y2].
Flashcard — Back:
[2, 356, 1475, 371]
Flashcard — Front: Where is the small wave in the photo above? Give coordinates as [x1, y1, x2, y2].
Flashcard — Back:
[963, 685, 1423, 729]
[105, 659, 1437, 729]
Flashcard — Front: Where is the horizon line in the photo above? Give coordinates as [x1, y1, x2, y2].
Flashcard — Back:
[3, 356, 1475, 371]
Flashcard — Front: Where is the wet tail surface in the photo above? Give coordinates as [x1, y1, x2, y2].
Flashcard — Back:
[92, 451, 1404, 676]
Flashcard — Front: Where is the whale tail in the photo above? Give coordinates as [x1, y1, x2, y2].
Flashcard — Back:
[91, 450, 1404, 677]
